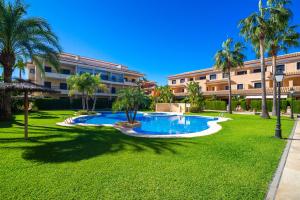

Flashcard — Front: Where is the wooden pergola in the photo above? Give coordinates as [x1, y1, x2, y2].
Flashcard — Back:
[0, 80, 58, 140]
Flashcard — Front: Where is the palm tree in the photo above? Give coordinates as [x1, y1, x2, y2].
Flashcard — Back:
[67, 73, 92, 110]
[15, 59, 26, 79]
[239, 0, 272, 119]
[214, 38, 245, 114]
[157, 85, 174, 103]
[0, 0, 62, 120]
[113, 87, 147, 124]
[266, 0, 299, 116]
[87, 74, 107, 111]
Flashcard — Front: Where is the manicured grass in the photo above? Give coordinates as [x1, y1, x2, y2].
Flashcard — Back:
[0, 110, 294, 199]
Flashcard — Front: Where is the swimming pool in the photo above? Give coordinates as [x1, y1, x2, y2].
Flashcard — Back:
[71, 112, 226, 138]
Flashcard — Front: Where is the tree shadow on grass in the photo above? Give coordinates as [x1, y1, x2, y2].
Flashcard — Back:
[2, 125, 197, 163]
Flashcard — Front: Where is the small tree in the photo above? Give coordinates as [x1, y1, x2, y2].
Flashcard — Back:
[185, 81, 204, 112]
[67, 73, 94, 110]
[112, 87, 147, 124]
[86, 74, 107, 111]
[157, 85, 174, 103]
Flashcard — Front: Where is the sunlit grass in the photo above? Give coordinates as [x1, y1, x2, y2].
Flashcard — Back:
[0, 110, 294, 199]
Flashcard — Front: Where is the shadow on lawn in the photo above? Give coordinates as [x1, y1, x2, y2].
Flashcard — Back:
[2, 123, 195, 163]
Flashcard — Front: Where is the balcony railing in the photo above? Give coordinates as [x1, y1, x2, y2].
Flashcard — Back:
[173, 86, 300, 97]
[45, 72, 71, 79]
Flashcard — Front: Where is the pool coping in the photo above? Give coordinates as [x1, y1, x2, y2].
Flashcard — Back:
[56, 112, 230, 138]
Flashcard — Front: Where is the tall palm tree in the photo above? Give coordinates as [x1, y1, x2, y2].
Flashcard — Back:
[239, 0, 272, 119]
[214, 38, 245, 114]
[266, 0, 299, 116]
[15, 59, 26, 79]
[0, 0, 62, 120]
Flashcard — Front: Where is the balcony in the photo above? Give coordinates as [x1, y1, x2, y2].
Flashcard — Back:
[48, 86, 118, 96]
[45, 72, 71, 79]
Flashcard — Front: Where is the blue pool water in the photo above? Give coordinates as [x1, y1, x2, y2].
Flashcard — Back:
[73, 112, 218, 135]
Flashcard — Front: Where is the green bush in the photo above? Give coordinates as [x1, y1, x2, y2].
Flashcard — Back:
[231, 100, 238, 111]
[76, 110, 97, 115]
[189, 106, 203, 113]
[292, 100, 300, 113]
[35, 98, 114, 110]
[205, 100, 227, 111]
[240, 100, 248, 111]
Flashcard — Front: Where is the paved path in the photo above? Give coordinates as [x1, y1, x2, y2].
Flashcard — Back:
[275, 120, 300, 200]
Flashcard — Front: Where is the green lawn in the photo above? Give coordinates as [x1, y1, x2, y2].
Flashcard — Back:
[0, 110, 294, 200]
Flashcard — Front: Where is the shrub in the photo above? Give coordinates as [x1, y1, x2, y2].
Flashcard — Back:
[76, 110, 97, 115]
[205, 100, 227, 110]
[292, 100, 300, 113]
[34, 98, 114, 110]
[189, 106, 202, 113]
[250, 100, 261, 111]
[231, 100, 238, 111]
[240, 100, 248, 111]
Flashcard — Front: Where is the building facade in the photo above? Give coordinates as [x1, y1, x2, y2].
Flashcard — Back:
[168, 53, 300, 100]
[168, 52, 300, 100]
[26, 53, 144, 99]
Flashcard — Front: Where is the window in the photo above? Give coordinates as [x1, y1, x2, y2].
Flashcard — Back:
[180, 79, 185, 83]
[237, 84, 243, 90]
[225, 86, 229, 90]
[237, 71, 247, 75]
[276, 65, 285, 74]
[199, 76, 206, 80]
[189, 78, 194, 81]
[45, 66, 52, 73]
[59, 83, 67, 90]
[222, 73, 229, 79]
[44, 81, 51, 88]
[210, 74, 217, 80]
[132, 79, 136, 83]
[29, 68, 35, 74]
[254, 82, 262, 88]
[60, 69, 71, 75]
[253, 68, 261, 73]
[111, 87, 116, 94]
[172, 80, 176, 84]
[297, 62, 300, 70]
[124, 77, 128, 82]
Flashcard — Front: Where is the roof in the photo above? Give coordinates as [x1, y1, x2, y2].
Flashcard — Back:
[0, 79, 58, 93]
[168, 52, 300, 79]
[59, 53, 144, 77]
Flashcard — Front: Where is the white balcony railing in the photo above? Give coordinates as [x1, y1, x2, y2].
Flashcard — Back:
[45, 72, 71, 79]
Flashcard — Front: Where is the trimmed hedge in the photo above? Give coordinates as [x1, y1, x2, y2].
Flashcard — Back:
[205, 100, 227, 111]
[292, 100, 300, 113]
[35, 98, 114, 110]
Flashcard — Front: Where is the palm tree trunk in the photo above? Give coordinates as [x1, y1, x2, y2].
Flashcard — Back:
[259, 39, 270, 119]
[82, 92, 85, 110]
[86, 96, 89, 111]
[92, 96, 97, 111]
[19, 69, 22, 79]
[272, 55, 277, 116]
[0, 64, 13, 120]
[228, 69, 232, 114]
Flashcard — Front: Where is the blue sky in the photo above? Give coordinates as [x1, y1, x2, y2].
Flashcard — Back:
[6, 0, 300, 84]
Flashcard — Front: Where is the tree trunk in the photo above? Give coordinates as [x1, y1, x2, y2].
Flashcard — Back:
[272, 55, 277, 116]
[259, 39, 270, 119]
[82, 92, 85, 110]
[19, 69, 22, 79]
[86, 96, 89, 111]
[228, 69, 232, 114]
[0, 63, 13, 121]
[125, 110, 131, 123]
[24, 91, 29, 140]
[92, 96, 97, 111]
